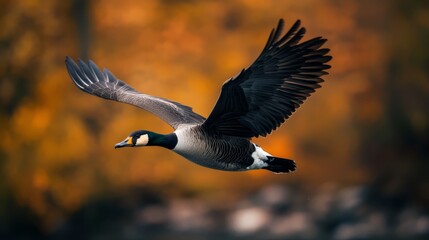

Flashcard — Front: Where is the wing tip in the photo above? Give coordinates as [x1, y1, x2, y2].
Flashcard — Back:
[269, 19, 305, 48]
[65, 56, 85, 88]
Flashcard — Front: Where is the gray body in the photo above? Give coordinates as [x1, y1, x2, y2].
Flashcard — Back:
[173, 125, 255, 171]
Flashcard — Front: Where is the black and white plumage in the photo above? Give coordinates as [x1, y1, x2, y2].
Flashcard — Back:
[65, 19, 331, 173]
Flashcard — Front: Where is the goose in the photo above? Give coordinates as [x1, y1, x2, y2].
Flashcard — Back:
[65, 19, 331, 173]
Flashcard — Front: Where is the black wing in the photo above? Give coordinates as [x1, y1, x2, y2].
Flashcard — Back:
[65, 57, 205, 129]
[203, 19, 331, 138]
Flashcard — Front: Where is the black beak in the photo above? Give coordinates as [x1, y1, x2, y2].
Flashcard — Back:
[114, 138, 132, 149]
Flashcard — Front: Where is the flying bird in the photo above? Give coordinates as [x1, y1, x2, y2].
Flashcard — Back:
[65, 19, 331, 173]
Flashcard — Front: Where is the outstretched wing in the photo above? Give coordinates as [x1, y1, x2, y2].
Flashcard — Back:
[202, 19, 331, 138]
[65, 57, 205, 129]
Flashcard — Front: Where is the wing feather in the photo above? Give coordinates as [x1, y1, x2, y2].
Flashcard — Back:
[203, 19, 331, 138]
[65, 57, 205, 129]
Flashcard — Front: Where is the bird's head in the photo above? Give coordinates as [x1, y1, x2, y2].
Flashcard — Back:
[114, 130, 152, 148]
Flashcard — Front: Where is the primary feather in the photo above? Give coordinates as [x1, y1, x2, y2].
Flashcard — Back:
[203, 19, 331, 138]
[65, 57, 205, 129]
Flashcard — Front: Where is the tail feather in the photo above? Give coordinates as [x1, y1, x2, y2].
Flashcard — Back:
[263, 156, 296, 173]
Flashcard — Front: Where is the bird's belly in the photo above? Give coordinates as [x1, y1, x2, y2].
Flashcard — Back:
[173, 150, 226, 170]
[173, 144, 250, 171]
[173, 149, 251, 171]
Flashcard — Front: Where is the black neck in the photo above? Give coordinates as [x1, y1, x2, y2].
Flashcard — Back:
[149, 133, 178, 150]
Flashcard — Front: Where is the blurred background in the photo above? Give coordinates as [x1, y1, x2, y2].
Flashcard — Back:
[1, 0, 429, 239]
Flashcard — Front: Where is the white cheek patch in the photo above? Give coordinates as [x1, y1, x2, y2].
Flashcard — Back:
[136, 134, 149, 146]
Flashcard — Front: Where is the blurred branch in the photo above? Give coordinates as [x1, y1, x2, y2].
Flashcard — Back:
[72, 0, 90, 60]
